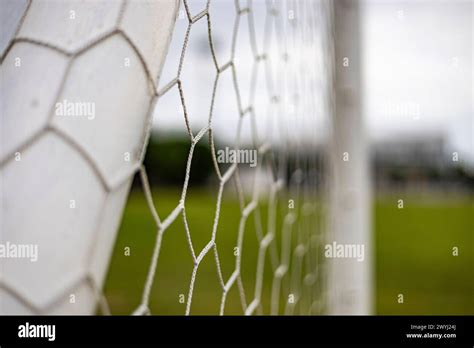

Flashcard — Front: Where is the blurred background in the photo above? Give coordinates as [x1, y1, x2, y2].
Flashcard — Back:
[104, 0, 473, 315]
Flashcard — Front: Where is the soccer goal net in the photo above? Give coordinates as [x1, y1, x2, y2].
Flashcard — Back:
[0, 0, 343, 315]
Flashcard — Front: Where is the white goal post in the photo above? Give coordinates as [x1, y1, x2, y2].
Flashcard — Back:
[327, 0, 372, 315]
[1, 0, 371, 315]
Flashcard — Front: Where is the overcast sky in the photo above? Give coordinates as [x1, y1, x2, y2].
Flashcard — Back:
[363, 0, 473, 163]
[152, 0, 473, 164]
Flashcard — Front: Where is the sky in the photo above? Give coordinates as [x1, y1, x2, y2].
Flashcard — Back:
[152, 0, 473, 165]
[363, 0, 473, 164]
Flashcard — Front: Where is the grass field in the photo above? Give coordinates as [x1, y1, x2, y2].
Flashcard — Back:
[104, 188, 473, 315]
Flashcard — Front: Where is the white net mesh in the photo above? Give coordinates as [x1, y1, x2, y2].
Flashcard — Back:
[0, 0, 334, 315]
[131, 0, 333, 316]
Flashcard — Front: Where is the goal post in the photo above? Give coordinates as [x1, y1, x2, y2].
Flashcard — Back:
[326, 0, 373, 315]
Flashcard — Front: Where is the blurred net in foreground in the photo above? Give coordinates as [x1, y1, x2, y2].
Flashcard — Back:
[130, 0, 334, 316]
[0, 0, 333, 316]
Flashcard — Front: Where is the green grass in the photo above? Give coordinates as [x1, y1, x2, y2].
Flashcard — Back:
[374, 195, 473, 314]
[104, 188, 473, 315]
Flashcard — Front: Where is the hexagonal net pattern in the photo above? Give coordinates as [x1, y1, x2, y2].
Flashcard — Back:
[1, 0, 179, 315]
[0, 0, 334, 315]
[132, 0, 334, 316]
